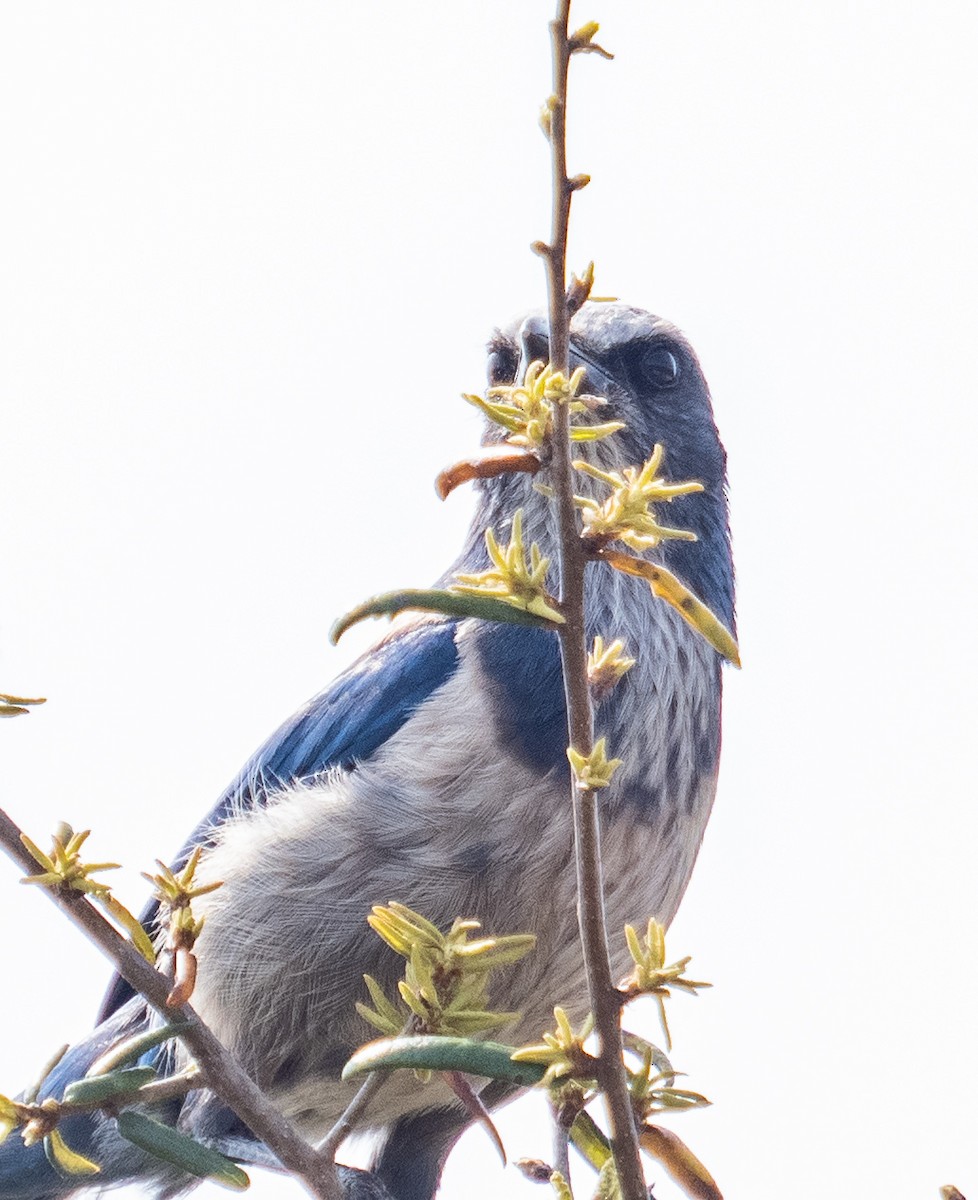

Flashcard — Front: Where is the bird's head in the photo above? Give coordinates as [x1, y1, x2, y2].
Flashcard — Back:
[461, 302, 734, 629]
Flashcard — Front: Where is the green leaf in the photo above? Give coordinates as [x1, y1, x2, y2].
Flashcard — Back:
[355, 1002, 400, 1035]
[568, 1110, 612, 1170]
[87, 1023, 189, 1077]
[638, 1124, 722, 1200]
[0, 693, 45, 718]
[358, 974, 403, 1031]
[452, 935, 537, 967]
[594, 1158, 623, 1200]
[342, 1036, 546, 1086]
[654, 1087, 710, 1111]
[437, 1010, 521, 1034]
[330, 589, 556, 644]
[550, 1171, 574, 1200]
[461, 393, 528, 434]
[116, 1112, 249, 1190]
[396, 981, 430, 1021]
[25, 1045, 69, 1104]
[368, 902, 444, 955]
[43, 1129, 100, 1178]
[97, 893, 157, 963]
[600, 551, 740, 666]
[63, 1068, 158, 1105]
[569, 421, 626, 442]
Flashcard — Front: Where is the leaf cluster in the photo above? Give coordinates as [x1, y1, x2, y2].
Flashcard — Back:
[454, 509, 564, 623]
[574, 444, 703, 552]
[464, 360, 623, 451]
[21, 825, 156, 963]
[0, 1023, 244, 1189]
[357, 903, 536, 1053]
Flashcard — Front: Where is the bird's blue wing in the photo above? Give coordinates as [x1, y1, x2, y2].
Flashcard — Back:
[184, 617, 462, 846]
[99, 618, 461, 1019]
[0, 1000, 150, 1200]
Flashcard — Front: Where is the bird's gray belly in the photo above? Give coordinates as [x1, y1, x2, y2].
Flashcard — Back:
[184, 756, 716, 1138]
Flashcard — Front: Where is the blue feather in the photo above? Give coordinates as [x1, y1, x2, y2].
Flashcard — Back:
[99, 618, 461, 1020]
[475, 623, 567, 773]
[3, 303, 734, 1200]
[210, 618, 462, 815]
[0, 1002, 151, 1200]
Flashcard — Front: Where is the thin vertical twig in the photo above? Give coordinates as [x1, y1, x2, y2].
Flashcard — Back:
[317, 1020, 412, 1158]
[537, 4, 647, 1198]
[550, 1099, 572, 1183]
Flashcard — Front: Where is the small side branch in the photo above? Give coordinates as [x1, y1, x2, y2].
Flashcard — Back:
[317, 1054, 394, 1159]
[0, 806, 342, 1200]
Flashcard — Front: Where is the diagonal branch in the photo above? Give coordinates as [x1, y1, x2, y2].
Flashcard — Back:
[0, 806, 343, 1200]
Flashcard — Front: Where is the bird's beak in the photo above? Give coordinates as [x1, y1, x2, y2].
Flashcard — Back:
[516, 314, 616, 398]
[434, 314, 618, 500]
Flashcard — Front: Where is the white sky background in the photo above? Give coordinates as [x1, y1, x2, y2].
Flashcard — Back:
[1, 2, 976, 1198]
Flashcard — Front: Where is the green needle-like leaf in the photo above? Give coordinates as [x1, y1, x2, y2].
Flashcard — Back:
[342, 1037, 546, 1086]
[63, 1068, 158, 1106]
[0, 693, 46, 718]
[451, 935, 538, 967]
[600, 551, 740, 666]
[569, 1110, 612, 1170]
[330, 588, 557, 644]
[569, 421, 625, 441]
[638, 1124, 722, 1200]
[116, 1112, 249, 1190]
[595, 1158, 624, 1200]
[87, 1023, 189, 1077]
[43, 1129, 100, 1178]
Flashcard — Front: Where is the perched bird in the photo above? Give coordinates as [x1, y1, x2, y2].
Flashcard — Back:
[0, 303, 734, 1200]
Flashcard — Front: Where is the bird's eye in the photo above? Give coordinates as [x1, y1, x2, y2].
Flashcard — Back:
[639, 345, 680, 389]
[486, 346, 518, 387]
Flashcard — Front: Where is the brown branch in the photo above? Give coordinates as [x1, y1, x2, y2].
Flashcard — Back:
[316, 1060, 390, 1160]
[549, 1094, 572, 1183]
[15, 1070, 206, 1124]
[0, 806, 343, 1200]
[108, 1071, 205, 1110]
[537, 4, 646, 1198]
